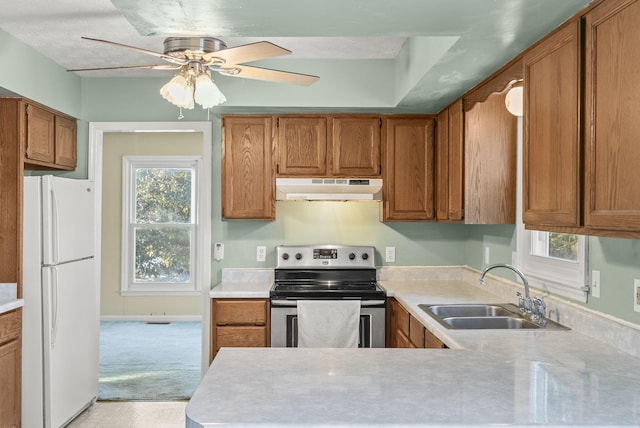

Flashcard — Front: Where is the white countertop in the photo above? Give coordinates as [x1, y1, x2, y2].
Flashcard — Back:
[190, 275, 640, 427]
[209, 268, 273, 298]
[0, 283, 23, 315]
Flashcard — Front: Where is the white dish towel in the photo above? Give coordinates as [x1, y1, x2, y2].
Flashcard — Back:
[297, 300, 361, 348]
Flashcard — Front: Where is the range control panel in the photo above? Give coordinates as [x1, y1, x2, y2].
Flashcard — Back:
[276, 245, 375, 269]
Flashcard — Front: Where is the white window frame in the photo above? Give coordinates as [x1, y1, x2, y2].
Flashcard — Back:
[121, 155, 202, 296]
[515, 224, 588, 302]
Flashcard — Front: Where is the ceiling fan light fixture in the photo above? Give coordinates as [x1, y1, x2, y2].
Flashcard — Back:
[194, 72, 226, 109]
[161, 66, 226, 110]
[160, 71, 193, 109]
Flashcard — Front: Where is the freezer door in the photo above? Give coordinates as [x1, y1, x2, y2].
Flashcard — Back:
[42, 259, 98, 428]
[41, 175, 95, 265]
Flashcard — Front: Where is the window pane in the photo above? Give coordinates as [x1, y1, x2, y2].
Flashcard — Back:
[548, 233, 578, 262]
[134, 227, 191, 283]
[135, 168, 192, 223]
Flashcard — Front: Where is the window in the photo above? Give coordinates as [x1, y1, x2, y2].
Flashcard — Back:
[516, 226, 588, 302]
[121, 156, 201, 295]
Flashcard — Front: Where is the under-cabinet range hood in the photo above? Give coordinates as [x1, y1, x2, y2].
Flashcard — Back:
[275, 178, 383, 201]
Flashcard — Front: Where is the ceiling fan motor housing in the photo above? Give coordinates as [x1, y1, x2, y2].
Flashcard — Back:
[163, 37, 227, 56]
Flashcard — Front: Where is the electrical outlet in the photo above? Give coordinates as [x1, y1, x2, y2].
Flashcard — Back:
[591, 270, 601, 298]
[634, 279, 640, 313]
[484, 247, 490, 265]
[385, 247, 396, 263]
[256, 246, 266, 262]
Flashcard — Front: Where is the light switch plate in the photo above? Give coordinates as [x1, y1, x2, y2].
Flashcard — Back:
[634, 279, 640, 313]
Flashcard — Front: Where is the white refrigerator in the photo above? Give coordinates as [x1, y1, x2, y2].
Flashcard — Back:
[23, 175, 99, 428]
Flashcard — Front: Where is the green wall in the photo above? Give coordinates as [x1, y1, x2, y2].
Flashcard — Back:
[2, 30, 640, 326]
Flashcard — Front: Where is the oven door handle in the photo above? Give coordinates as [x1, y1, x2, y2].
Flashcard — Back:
[271, 299, 386, 307]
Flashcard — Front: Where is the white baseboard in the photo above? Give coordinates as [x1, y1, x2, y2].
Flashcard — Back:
[100, 315, 202, 322]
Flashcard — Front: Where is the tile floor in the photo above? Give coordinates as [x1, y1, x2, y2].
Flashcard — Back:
[66, 401, 187, 428]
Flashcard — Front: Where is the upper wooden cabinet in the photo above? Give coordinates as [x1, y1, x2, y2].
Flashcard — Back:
[222, 115, 275, 220]
[464, 85, 518, 224]
[0, 100, 23, 289]
[436, 99, 464, 222]
[523, 0, 640, 238]
[1, 98, 77, 171]
[276, 115, 381, 177]
[435, 57, 520, 225]
[276, 116, 328, 176]
[330, 116, 381, 177]
[583, 0, 640, 233]
[523, 19, 582, 229]
[382, 116, 436, 221]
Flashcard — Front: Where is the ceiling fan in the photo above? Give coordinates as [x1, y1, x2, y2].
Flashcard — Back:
[69, 36, 320, 108]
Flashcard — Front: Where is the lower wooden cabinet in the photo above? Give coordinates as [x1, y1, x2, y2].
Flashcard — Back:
[210, 299, 270, 361]
[387, 298, 448, 349]
[0, 308, 22, 428]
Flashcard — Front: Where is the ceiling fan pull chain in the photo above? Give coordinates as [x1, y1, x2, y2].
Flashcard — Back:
[207, 109, 210, 121]
[178, 107, 184, 120]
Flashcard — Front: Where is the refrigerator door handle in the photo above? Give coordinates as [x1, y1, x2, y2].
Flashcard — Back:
[51, 267, 58, 349]
[50, 182, 60, 265]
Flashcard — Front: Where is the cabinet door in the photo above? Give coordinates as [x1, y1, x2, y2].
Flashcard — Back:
[409, 315, 425, 348]
[584, 0, 640, 231]
[277, 117, 327, 176]
[330, 116, 381, 176]
[383, 117, 436, 221]
[222, 116, 275, 220]
[464, 92, 517, 224]
[523, 19, 581, 228]
[54, 116, 77, 169]
[424, 328, 447, 349]
[436, 100, 464, 221]
[0, 309, 21, 428]
[25, 104, 55, 164]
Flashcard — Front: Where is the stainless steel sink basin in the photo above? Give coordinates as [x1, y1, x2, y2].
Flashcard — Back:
[422, 304, 515, 318]
[441, 316, 540, 329]
[418, 303, 569, 330]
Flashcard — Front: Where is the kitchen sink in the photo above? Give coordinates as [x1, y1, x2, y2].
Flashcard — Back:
[418, 303, 569, 330]
[440, 316, 540, 329]
[423, 304, 515, 318]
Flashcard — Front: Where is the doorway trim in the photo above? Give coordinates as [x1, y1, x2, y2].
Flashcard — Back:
[88, 121, 212, 374]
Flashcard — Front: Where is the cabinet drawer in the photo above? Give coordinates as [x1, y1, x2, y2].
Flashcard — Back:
[0, 308, 21, 344]
[212, 299, 268, 325]
[214, 326, 268, 351]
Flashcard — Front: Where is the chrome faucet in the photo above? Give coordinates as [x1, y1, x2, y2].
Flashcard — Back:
[479, 263, 533, 314]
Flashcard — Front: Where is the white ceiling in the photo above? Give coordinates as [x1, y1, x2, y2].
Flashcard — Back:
[0, 0, 593, 111]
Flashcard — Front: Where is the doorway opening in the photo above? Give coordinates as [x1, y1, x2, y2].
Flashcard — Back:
[89, 122, 212, 400]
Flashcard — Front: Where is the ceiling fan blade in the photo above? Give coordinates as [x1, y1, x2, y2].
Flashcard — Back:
[203, 41, 291, 66]
[81, 37, 188, 66]
[217, 65, 319, 86]
[67, 64, 182, 72]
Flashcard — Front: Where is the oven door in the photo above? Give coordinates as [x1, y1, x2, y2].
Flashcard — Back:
[270, 300, 385, 348]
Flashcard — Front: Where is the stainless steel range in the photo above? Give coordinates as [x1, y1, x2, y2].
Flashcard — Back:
[270, 245, 386, 348]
